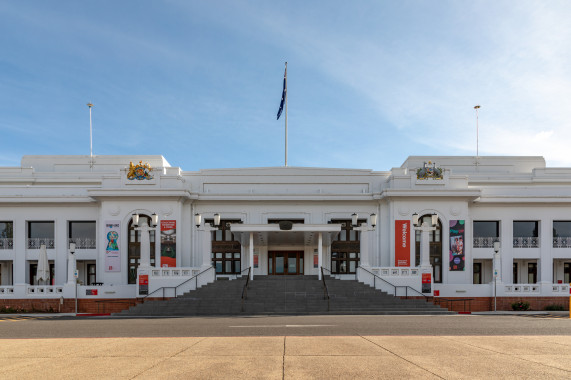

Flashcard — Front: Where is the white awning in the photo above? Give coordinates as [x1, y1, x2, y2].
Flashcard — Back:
[230, 224, 341, 246]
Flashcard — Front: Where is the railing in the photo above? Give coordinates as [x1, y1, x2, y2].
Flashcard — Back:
[320, 267, 331, 311]
[473, 237, 497, 248]
[140, 266, 215, 302]
[68, 238, 97, 249]
[27, 238, 55, 249]
[553, 237, 571, 248]
[0, 238, 13, 249]
[513, 237, 539, 248]
[357, 266, 431, 301]
[240, 267, 251, 312]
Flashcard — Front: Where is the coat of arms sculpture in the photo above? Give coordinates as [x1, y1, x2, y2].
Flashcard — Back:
[416, 161, 443, 180]
[127, 161, 154, 180]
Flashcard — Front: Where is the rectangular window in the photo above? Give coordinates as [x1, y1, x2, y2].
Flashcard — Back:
[69, 221, 96, 249]
[473, 221, 499, 248]
[553, 221, 571, 248]
[513, 221, 538, 237]
[564, 263, 570, 284]
[513, 262, 518, 284]
[473, 262, 482, 284]
[27, 221, 55, 249]
[513, 221, 539, 248]
[528, 262, 537, 284]
[0, 222, 13, 250]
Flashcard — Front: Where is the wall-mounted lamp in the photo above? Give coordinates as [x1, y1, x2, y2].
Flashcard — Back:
[69, 242, 76, 255]
[351, 213, 358, 227]
[194, 213, 202, 228]
[132, 213, 158, 228]
[214, 213, 221, 227]
[412, 212, 420, 227]
[431, 213, 438, 227]
[370, 213, 377, 228]
[493, 241, 501, 253]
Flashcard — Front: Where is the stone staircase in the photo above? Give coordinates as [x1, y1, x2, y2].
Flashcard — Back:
[115, 275, 453, 316]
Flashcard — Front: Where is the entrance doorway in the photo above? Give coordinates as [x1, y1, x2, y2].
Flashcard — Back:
[268, 251, 304, 275]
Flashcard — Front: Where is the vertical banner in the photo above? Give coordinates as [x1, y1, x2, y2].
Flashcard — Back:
[105, 220, 121, 272]
[160, 220, 176, 267]
[449, 220, 465, 271]
[254, 251, 259, 268]
[395, 220, 411, 267]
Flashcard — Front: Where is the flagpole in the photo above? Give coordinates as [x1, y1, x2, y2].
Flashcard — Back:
[284, 62, 288, 167]
[87, 102, 94, 171]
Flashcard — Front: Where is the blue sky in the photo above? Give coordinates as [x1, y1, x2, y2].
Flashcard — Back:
[1, 1, 571, 170]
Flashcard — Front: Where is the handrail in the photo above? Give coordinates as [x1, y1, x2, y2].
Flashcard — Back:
[240, 267, 251, 311]
[357, 266, 432, 302]
[140, 266, 215, 302]
[320, 267, 331, 311]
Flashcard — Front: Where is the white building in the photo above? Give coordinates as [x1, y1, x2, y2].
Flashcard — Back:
[0, 155, 569, 312]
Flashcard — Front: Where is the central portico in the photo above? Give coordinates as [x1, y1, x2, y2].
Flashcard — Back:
[230, 223, 342, 280]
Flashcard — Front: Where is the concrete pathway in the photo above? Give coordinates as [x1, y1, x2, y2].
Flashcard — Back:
[1, 335, 570, 379]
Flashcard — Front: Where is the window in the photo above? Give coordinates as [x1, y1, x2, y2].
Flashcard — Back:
[513, 262, 518, 284]
[553, 221, 571, 248]
[513, 221, 539, 248]
[210, 219, 242, 274]
[528, 262, 537, 284]
[565, 263, 570, 284]
[69, 221, 96, 249]
[27, 221, 55, 249]
[0, 222, 13, 249]
[473, 262, 482, 284]
[473, 221, 499, 248]
[330, 219, 363, 274]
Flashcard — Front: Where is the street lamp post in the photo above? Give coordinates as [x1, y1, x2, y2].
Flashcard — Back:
[493, 241, 501, 312]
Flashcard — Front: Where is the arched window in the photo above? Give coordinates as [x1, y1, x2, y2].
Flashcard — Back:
[414, 215, 443, 283]
[127, 215, 156, 284]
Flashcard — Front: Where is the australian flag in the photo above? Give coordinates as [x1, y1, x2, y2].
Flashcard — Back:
[276, 64, 287, 120]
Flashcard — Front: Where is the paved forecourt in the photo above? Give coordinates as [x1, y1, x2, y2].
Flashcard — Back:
[1, 335, 571, 379]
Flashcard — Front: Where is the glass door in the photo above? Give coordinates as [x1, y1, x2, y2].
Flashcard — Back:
[268, 251, 303, 275]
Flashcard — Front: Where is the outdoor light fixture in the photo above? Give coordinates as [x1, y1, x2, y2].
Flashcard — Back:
[493, 241, 501, 253]
[151, 213, 158, 227]
[194, 213, 202, 228]
[132, 213, 139, 227]
[351, 213, 358, 227]
[69, 242, 76, 255]
[412, 213, 420, 227]
[214, 213, 221, 227]
[370, 213, 377, 228]
[431, 213, 438, 227]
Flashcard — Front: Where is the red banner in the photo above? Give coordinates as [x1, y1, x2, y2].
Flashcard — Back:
[395, 220, 410, 267]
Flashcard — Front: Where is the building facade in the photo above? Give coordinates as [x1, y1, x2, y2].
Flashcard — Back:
[0, 155, 569, 312]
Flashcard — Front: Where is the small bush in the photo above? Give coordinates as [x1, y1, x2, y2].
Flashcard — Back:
[0, 305, 28, 314]
[511, 300, 530, 311]
[544, 304, 565, 311]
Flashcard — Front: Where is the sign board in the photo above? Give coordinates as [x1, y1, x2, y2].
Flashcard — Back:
[160, 220, 176, 267]
[73, 270, 79, 279]
[139, 274, 149, 295]
[422, 272, 432, 294]
[105, 220, 121, 272]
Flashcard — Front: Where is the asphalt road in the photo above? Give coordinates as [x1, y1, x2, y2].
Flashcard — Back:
[1, 314, 570, 339]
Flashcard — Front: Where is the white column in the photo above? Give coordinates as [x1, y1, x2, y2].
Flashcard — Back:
[419, 226, 431, 268]
[139, 219, 151, 268]
[249, 232, 254, 280]
[318, 232, 323, 280]
[359, 224, 370, 267]
[201, 229, 212, 270]
[67, 251, 76, 285]
[13, 219, 26, 284]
